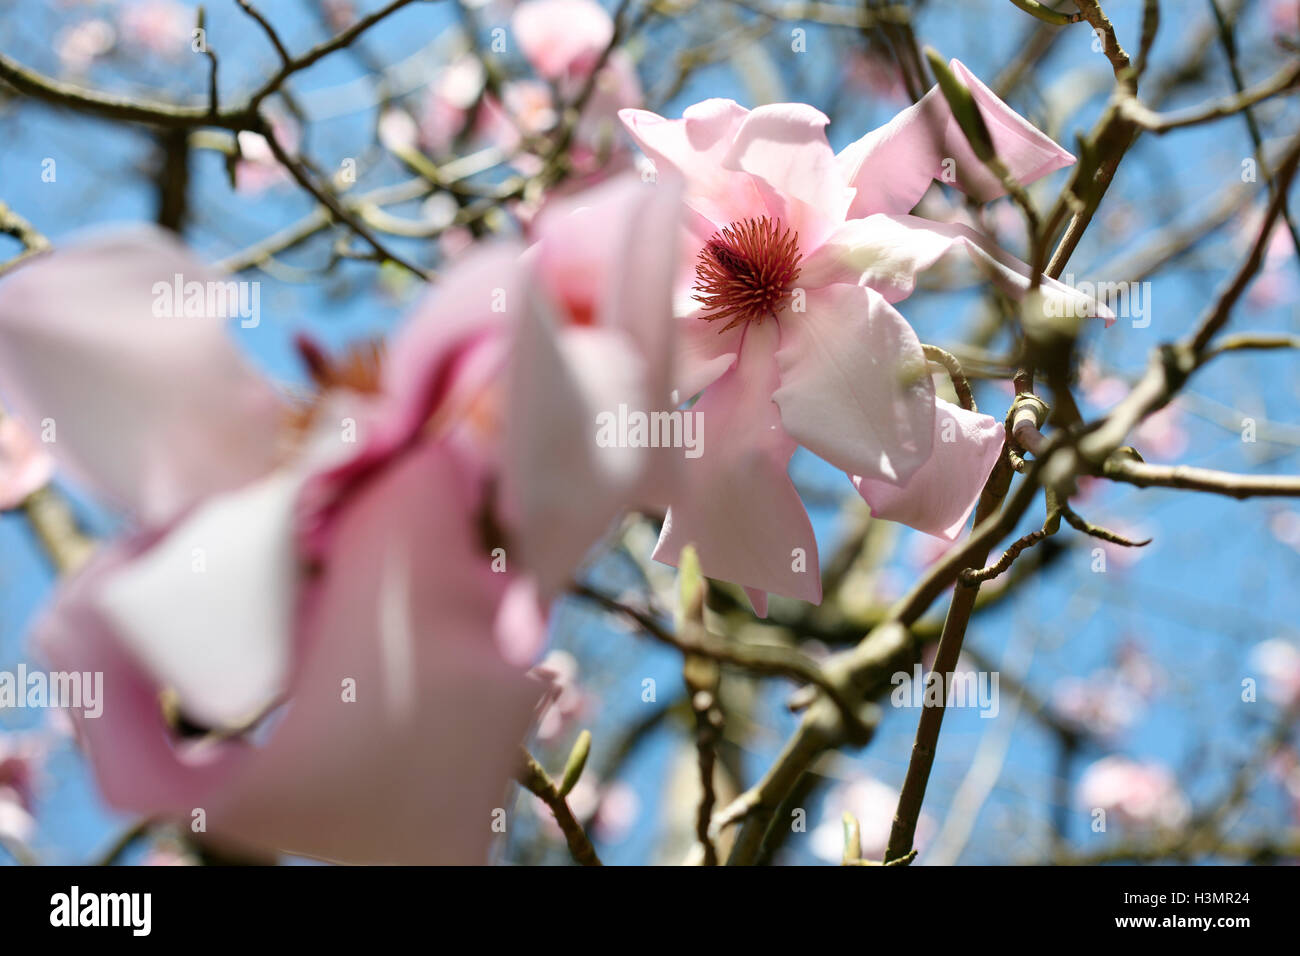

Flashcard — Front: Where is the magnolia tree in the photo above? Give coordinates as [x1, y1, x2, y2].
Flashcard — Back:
[0, 0, 1297, 867]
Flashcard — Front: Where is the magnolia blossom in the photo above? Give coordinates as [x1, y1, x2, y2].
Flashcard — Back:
[1077, 756, 1190, 830]
[0, 226, 551, 864]
[620, 61, 1099, 612]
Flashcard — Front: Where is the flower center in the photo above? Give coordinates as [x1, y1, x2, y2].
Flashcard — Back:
[693, 217, 801, 332]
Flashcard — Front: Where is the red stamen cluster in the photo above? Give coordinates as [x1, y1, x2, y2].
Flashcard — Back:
[693, 217, 801, 332]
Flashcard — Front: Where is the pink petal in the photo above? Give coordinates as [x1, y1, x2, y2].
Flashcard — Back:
[503, 302, 652, 596]
[772, 283, 935, 484]
[513, 0, 614, 83]
[0, 415, 53, 510]
[0, 226, 286, 525]
[214, 439, 541, 864]
[852, 399, 1003, 540]
[720, 103, 855, 250]
[838, 58, 1074, 218]
[619, 100, 769, 228]
[654, 322, 821, 604]
[39, 439, 541, 864]
[801, 213, 1111, 323]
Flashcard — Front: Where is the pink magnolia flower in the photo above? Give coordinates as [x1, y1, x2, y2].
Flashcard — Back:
[620, 61, 1099, 612]
[380, 172, 684, 599]
[0, 226, 548, 864]
[1077, 756, 1190, 830]
[0, 413, 53, 510]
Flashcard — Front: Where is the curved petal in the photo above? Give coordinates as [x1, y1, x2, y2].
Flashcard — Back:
[721, 103, 854, 250]
[502, 302, 652, 596]
[619, 100, 769, 227]
[532, 172, 684, 405]
[801, 213, 1112, 323]
[44, 437, 541, 864]
[772, 284, 935, 485]
[212, 438, 541, 864]
[852, 399, 1003, 540]
[93, 468, 303, 731]
[654, 321, 821, 605]
[838, 59, 1074, 218]
[673, 308, 743, 403]
[33, 540, 253, 815]
[0, 226, 286, 525]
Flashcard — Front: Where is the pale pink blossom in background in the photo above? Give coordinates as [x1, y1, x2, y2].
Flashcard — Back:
[1079, 362, 1189, 462]
[1077, 756, 1190, 830]
[116, 0, 190, 59]
[1269, 0, 1300, 33]
[55, 18, 116, 74]
[0, 414, 54, 510]
[811, 775, 934, 863]
[536, 776, 641, 846]
[1251, 639, 1300, 710]
[532, 650, 591, 742]
[0, 735, 43, 845]
[1052, 640, 1165, 737]
[0, 226, 548, 864]
[844, 49, 907, 104]
[620, 60, 1102, 613]
[321, 0, 357, 31]
[235, 114, 299, 195]
[1268, 507, 1300, 552]
[1237, 214, 1298, 309]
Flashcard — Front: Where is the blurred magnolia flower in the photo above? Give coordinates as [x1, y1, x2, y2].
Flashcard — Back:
[382, 172, 684, 599]
[117, 0, 190, 59]
[55, 18, 116, 74]
[0, 414, 53, 509]
[1077, 756, 1190, 830]
[532, 649, 591, 741]
[0, 226, 548, 864]
[810, 775, 933, 863]
[1250, 639, 1300, 710]
[620, 61, 1102, 613]
[1054, 679, 1144, 739]
[0, 734, 43, 845]
[234, 114, 299, 195]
